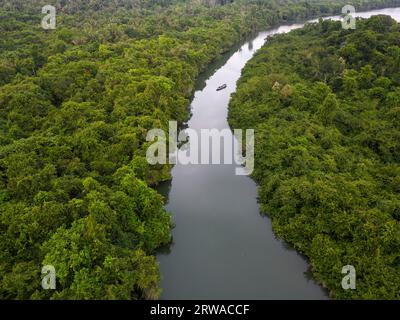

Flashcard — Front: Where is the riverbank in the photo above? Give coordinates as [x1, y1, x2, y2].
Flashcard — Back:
[228, 9, 400, 299]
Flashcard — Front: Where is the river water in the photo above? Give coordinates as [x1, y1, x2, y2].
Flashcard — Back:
[157, 7, 400, 300]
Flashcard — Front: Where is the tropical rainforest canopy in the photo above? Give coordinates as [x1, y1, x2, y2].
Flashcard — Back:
[0, 0, 399, 299]
[229, 15, 400, 299]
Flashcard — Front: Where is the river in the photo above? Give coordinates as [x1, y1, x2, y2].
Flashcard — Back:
[156, 7, 400, 300]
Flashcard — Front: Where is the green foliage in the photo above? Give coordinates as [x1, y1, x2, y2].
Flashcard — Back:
[229, 15, 400, 299]
[1, 0, 399, 300]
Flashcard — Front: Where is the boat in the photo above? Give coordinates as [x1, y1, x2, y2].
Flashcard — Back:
[216, 84, 227, 91]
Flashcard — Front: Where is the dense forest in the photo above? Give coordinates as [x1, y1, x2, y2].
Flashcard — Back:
[229, 15, 400, 299]
[1, 0, 399, 299]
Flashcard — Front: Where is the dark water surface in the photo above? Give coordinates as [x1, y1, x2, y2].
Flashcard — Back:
[157, 8, 400, 300]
